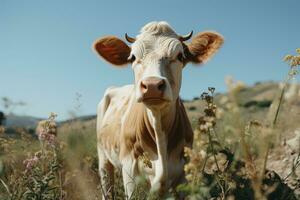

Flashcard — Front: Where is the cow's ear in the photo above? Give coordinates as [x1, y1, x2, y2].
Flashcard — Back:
[93, 36, 131, 66]
[184, 31, 223, 64]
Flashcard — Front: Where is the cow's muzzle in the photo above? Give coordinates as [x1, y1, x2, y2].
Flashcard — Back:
[139, 77, 167, 104]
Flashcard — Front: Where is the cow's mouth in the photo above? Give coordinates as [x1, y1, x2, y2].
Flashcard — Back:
[141, 97, 170, 105]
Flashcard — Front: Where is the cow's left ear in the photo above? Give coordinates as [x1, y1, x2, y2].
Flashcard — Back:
[93, 36, 131, 66]
[184, 31, 224, 64]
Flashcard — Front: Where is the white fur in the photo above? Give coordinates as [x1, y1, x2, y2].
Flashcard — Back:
[131, 22, 184, 103]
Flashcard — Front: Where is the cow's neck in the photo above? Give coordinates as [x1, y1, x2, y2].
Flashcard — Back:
[143, 100, 177, 188]
[145, 100, 177, 134]
[123, 95, 193, 188]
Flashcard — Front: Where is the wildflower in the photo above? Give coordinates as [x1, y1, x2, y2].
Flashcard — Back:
[23, 152, 42, 171]
[38, 130, 57, 147]
[183, 146, 204, 182]
[198, 89, 217, 134]
[201, 92, 208, 100]
[184, 147, 192, 157]
[36, 113, 58, 147]
[185, 174, 193, 182]
[250, 120, 262, 127]
[283, 55, 293, 62]
[284, 48, 300, 69]
[208, 87, 215, 94]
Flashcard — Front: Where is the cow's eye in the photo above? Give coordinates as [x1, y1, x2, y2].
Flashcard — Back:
[129, 54, 136, 62]
[177, 53, 184, 62]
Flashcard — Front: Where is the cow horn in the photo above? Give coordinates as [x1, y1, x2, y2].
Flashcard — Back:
[125, 33, 136, 43]
[179, 31, 193, 41]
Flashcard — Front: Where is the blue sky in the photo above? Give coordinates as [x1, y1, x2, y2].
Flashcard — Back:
[0, 0, 299, 120]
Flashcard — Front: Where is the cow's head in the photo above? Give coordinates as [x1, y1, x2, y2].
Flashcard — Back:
[94, 21, 223, 108]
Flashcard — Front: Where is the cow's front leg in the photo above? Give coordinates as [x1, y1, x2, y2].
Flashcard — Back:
[121, 157, 138, 199]
[150, 112, 168, 196]
[98, 146, 114, 200]
[150, 146, 168, 196]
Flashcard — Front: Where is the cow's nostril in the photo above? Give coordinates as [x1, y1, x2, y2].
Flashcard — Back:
[158, 80, 166, 91]
[141, 81, 147, 91]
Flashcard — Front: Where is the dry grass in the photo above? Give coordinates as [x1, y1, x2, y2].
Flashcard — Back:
[0, 49, 299, 200]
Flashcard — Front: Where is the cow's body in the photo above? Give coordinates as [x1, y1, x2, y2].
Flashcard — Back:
[93, 21, 223, 199]
[97, 84, 193, 197]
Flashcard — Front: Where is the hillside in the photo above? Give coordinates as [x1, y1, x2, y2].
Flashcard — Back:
[4, 114, 43, 129]
[1, 81, 300, 199]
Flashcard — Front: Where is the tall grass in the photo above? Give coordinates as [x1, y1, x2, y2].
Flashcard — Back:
[0, 48, 299, 199]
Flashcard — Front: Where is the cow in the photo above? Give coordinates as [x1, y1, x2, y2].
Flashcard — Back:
[93, 21, 223, 199]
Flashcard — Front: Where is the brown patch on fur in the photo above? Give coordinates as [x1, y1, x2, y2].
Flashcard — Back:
[168, 100, 193, 151]
[183, 31, 224, 64]
[120, 99, 193, 159]
[93, 36, 131, 66]
[99, 122, 121, 151]
[120, 102, 156, 159]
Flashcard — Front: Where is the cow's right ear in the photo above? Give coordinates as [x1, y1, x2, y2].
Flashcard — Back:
[93, 36, 131, 66]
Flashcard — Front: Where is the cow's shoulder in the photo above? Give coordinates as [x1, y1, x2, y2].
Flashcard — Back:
[97, 84, 134, 116]
[97, 85, 134, 149]
[102, 84, 134, 104]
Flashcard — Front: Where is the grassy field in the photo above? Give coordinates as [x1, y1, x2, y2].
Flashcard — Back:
[0, 50, 300, 199]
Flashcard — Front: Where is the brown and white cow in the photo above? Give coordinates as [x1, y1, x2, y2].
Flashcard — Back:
[93, 21, 223, 199]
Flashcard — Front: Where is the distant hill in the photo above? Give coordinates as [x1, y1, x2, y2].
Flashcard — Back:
[58, 115, 96, 125]
[3, 113, 97, 129]
[4, 114, 43, 129]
